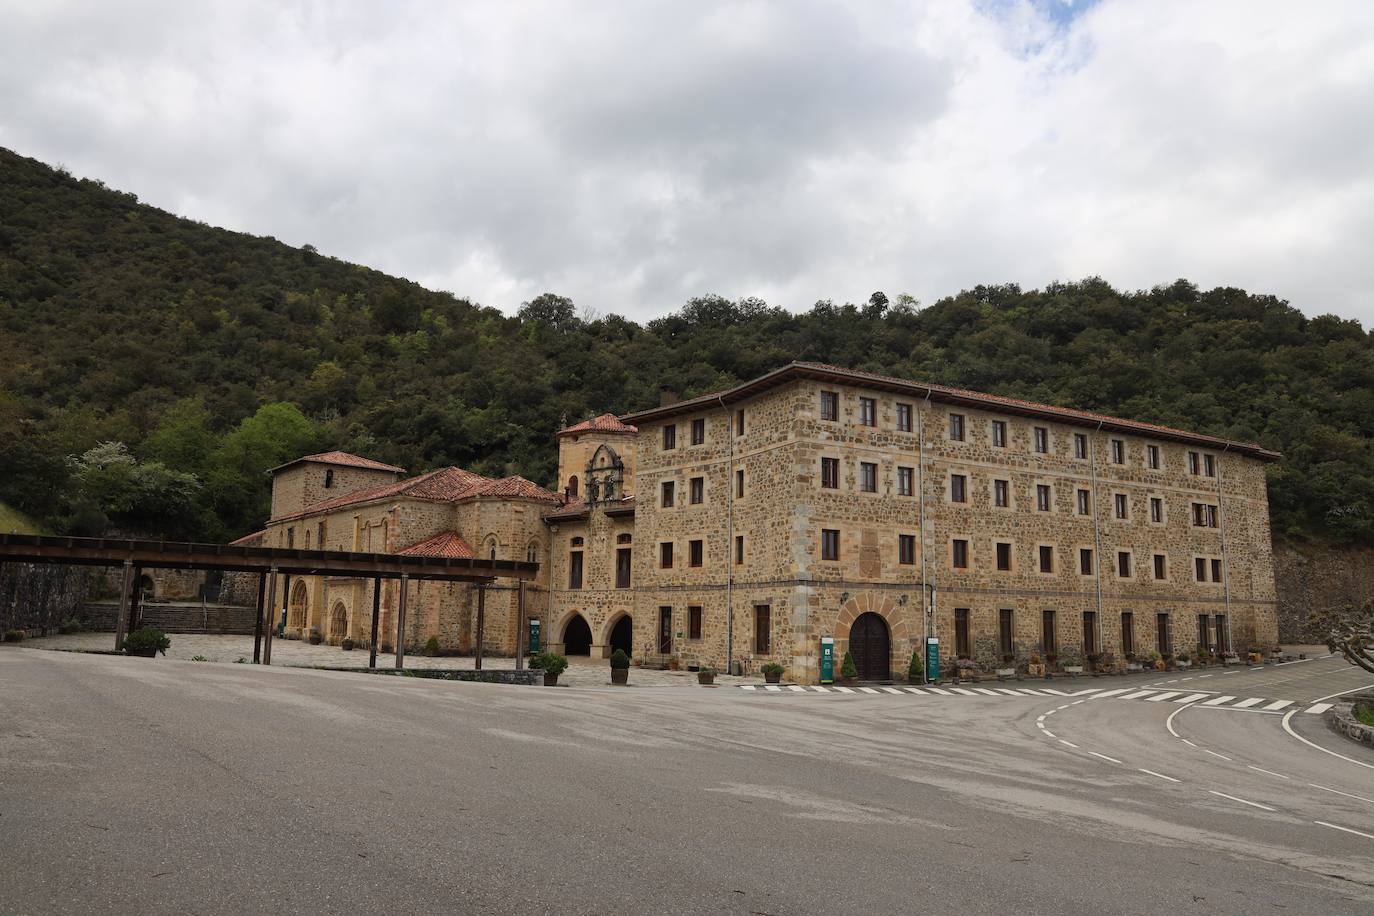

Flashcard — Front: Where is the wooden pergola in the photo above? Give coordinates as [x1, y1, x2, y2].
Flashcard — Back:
[0, 533, 539, 669]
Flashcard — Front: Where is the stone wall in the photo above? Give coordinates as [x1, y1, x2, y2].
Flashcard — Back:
[1272, 544, 1374, 642]
[0, 562, 97, 635]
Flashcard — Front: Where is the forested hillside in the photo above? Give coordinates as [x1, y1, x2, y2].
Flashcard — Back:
[2, 146, 1371, 545]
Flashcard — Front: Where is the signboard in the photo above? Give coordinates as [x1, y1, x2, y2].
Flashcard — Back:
[528, 618, 541, 655]
[925, 636, 940, 682]
[819, 636, 835, 684]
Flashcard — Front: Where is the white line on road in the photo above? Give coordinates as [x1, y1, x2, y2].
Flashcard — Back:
[1120, 690, 1157, 700]
[1309, 784, 1374, 806]
[1247, 765, 1290, 780]
[1209, 790, 1276, 812]
[764, 685, 782, 692]
[1044, 708, 1056, 716]
[1059, 740, 1079, 748]
[741, 685, 756, 691]
[1281, 710, 1374, 772]
[1145, 691, 1183, 702]
[1310, 682, 1374, 703]
[857, 687, 879, 694]
[788, 685, 807, 692]
[925, 687, 953, 695]
[1261, 699, 1292, 711]
[994, 688, 1022, 695]
[1175, 693, 1210, 704]
[1088, 751, 1123, 764]
[972, 687, 1000, 696]
[1042, 730, 1057, 739]
[1181, 739, 1198, 748]
[1304, 703, 1332, 715]
[1139, 768, 1181, 783]
[808, 685, 829, 692]
[901, 687, 925, 694]
[1204, 749, 1233, 761]
[880, 687, 903, 694]
[1016, 687, 1051, 695]
[947, 687, 977, 696]
[832, 686, 854, 693]
[1201, 695, 1236, 706]
[1231, 697, 1264, 708]
[1091, 688, 1131, 698]
[1314, 821, 1374, 841]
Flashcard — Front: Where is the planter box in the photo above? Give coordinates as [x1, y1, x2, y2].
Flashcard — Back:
[995, 668, 1017, 680]
[1063, 665, 1084, 676]
[1176, 660, 1191, 669]
[610, 668, 629, 685]
[1126, 663, 1143, 672]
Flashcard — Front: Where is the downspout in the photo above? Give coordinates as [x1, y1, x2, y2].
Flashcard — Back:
[719, 394, 735, 674]
[1089, 421, 1105, 655]
[917, 389, 933, 683]
[1216, 444, 1233, 653]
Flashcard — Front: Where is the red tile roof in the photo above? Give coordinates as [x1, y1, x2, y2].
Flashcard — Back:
[557, 413, 638, 438]
[228, 529, 266, 546]
[272, 465, 558, 522]
[269, 450, 405, 475]
[396, 530, 475, 559]
[467, 476, 562, 503]
[621, 362, 1280, 461]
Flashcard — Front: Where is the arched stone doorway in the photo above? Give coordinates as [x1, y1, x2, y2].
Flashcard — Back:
[138, 574, 155, 600]
[849, 612, 891, 681]
[563, 614, 592, 655]
[608, 614, 633, 658]
[328, 601, 348, 646]
[288, 580, 308, 630]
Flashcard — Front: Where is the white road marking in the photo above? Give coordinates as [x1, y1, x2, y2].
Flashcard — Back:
[925, 687, 953, 695]
[1016, 687, 1051, 695]
[972, 687, 1001, 696]
[1231, 697, 1264, 709]
[832, 686, 854, 693]
[1304, 703, 1332, 715]
[764, 685, 782, 692]
[1309, 784, 1374, 806]
[857, 687, 879, 694]
[1044, 709, 1056, 716]
[1175, 693, 1210, 704]
[1120, 690, 1157, 700]
[1181, 738, 1198, 748]
[1209, 791, 1276, 812]
[741, 685, 757, 691]
[947, 687, 977, 696]
[808, 685, 829, 692]
[1059, 739, 1079, 749]
[1145, 691, 1183, 702]
[1091, 688, 1131, 698]
[880, 687, 903, 694]
[1196, 674, 1213, 678]
[1281, 710, 1374, 772]
[1204, 749, 1233, 761]
[1089, 751, 1123, 764]
[1247, 765, 1290, 780]
[901, 687, 925, 694]
[1139, 768, 1181, 783]
[1315, 821, 1374, 841]
[1042, 729, 1057, 739]
[1261, 699, 1292, 711]
[788, 685, 807, 692]
[1201, 695, 1237, 706]
[1311, 682, 1374, 703]
[994, 688, 1023, 695]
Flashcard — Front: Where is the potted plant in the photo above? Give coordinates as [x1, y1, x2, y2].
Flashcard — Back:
[123, 627, 170, 658]
[839, 651, 858, 685]
[1247, 646, 1265, 665]
[1026, 653, 1046, 678]
[531, 651, 568, 686]
[761, 662, 785, 684]
[1060, 651, 1084, 677]
[341, 636, 355, 651]
[610, 648, 631, 685]
[3, 629, 24, 643]
[667, 655, 681, 671]
[697, 665, 716, 686]
[907, 651, 924, 685]
[307, 625, 322, 645]
[955, 657, 976, 682]
[1176, 651, 1192, 669]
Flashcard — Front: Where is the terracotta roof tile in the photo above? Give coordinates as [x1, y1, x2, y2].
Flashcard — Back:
[396, 530, 475, 559]
[272, 467, 559, 522]
[467, 476, 562, 503]
[557, 413, 638, 438]
[270, 450, 406, 475]
[228, 529, 266, 546]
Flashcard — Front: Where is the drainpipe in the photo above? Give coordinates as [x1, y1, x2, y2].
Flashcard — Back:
[917, 389, 933, 684]
[1089, 421, 1105, 656]
[1216, 445, 1233, 652]
[718, 394, 735, 675]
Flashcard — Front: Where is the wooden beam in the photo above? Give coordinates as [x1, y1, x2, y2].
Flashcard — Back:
[515, 580, 525, 670]
[252, 572, 266, 664]
[475, 584, 485, 671]
[394, 575, 408, 671]
[368, 577, 381, 669]
[113, 560, 132, 652]
[263, 568, 277, 665]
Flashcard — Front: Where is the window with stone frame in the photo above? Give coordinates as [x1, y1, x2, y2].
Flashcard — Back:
[859, 397, 876, 427]
[1204, 454, 1216, 477]
[899, 534, 916, 565]
[1073, 433, 1088, 459]
[897, 466, 914, 497]
[1192, 502, 1218, 528]
[569, 550, 584, 589]
[1042, 609, 1058, 656]
[821, 457, 840, 489]
[1153, 553, 1167, 580]
[1077, 488, 1091, 515]
[1195, 556, 1207, 582]
[955, 608, 972, 657]
[949, 413, 966, 441]
[1150, 496, 1164, 523]
[689, 605, 703, 639]
[659, 542, 674, 569]
[754, 605, 771, 654]
[998, 609, 1014, 658]
[735, 408, 745, 436]
[1114, 493, 1129, 520]
[663, 424, 676, 450]
[616, 547, 631, 588]
[951, 539, 969, 569]
[1156, 612, 1172, 655]
[820, 390, 839, 421]
[661, 480, 675, 508]
[1033, 426, 1049, 453]
[1110, 439, 1125, 464]
[735, 535, 744, 565]
[992, 420, 1007, 448]
[689, 539, 703, 567]
[1211, 558, 1222, 583]
[996, 542, 1012, 571]
[896, 402, 913, 432]
[1038, 544, 1054, 573]
[1036, 484, 1052, 512]
[1188, 451, 1200, 475]
[1121, 612, 1135, 656]
[859, 462, 877, 493]
[1146, 444, 1160, 469]
[994, 479, 1010, 508]
[735, 468, 745, 498]
[1117, 551, 1132, 578]
[950, 473, 968, 503]
[821, 528, 840, 561]
[690, 418, 706, 445]
[324, 468, 334, 489]
[690, 476, 704, 504]
[1079, 548, 1093, 576]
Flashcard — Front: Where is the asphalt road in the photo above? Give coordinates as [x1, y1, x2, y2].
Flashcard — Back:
[2, 648, 1371, 915]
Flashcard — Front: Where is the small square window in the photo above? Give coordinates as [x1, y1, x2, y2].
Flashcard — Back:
[996, 542, 1012, 571]
[821, 529, 840, 561]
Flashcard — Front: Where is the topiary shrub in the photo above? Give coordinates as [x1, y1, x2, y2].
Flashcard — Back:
[761, 662, 785, 676]
[609, 648, 631, 670]
[840, 651, 858, 679]
[907, 651, 923, 679]
[4, 629, 25, 643]
[423, 636, 441, 657]
[123, 627, 170, 657]
[340, 637, 355, 651]
[532, 651, 568, 677]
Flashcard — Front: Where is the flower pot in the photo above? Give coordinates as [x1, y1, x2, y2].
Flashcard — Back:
[543, 672, 559, 687]
[308, 634, 322, 645]
[697, 672, 715, 686]
[838, 676, 856, 686]
[908, 675, 924, 685]
[764, 670, 782, 684]
[127, 647, 157, 658]
[611, 668, 629, 685]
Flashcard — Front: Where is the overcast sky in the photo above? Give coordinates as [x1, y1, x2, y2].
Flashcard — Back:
[2, 0, 1372, 325]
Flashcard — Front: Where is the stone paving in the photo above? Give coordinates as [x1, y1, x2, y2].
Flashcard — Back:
[21, 632, 761, 689]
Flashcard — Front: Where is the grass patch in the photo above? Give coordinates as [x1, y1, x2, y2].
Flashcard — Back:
[0, 501, 45, 534]
[1355, 704, 1374, 728]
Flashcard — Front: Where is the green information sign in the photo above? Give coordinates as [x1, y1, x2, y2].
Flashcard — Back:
[528, 618, 541, 655]
[925, 636, 940, 682]
[819, 637, 835, 684]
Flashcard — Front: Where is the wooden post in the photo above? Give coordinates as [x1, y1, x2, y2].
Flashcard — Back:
[515, 580, 525, 670]
[394, 575, 408, 670]
[252, 572, 266, 664]
[281, 573, 292, 638]
[475, 582, 486, 671]
[263, 567, 277, 665]
[368, 577, 381, 669]
[129, 565, 143, 633]
[113, 560, 133, 651]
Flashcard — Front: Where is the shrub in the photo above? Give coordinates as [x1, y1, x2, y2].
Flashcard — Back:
[907, 652, 923, 678]
[697, 665, 716, 676]
[840, 651, 858, 679]
[609, 649, 631, 670]
[761, 662, 785, 676]
[123, 627, 170, 656]
[234, 657, 247, 664]
[340, 637, 355, 651]
[423, 636, 441, 657]
[191, 655, 209, 662]
[4, 629, 25, 642]
[58, 620, 81, 635]
[532, 651, 568, 677]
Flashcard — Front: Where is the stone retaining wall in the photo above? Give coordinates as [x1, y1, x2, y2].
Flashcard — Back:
[1330, 696, 1374, 749]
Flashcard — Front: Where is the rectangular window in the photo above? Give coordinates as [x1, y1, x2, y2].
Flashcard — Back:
[1146, 444, 1160, 469]
[896, 402, 913, 432]
[616, 548, 631, 588]
[1114, 493, 1128, 520]
[1038, 545, 1054, 573]
[1033, 426, 1048, 453]
[1121, 612, 1135, 657]
[659, 606, 673, 655]
[859, 462, 877, 493]
[735, 535, 744, 565]
[689, 539, 703, 567]
[663, 424, 677, 450]
[754, 605, 771, 654]
[1207, 505, 1218, 528]
[1074, 433, 1088, 459]
[897, 466, 914, 497]
[659, 542, 674, 568]
[1042, 609, 1058, 656]
[569, 551, 583, 589]
[1156, 612, 1171, 655]
[1076, 488, 1091, 516]
[661, 481, 675, 508]
[999, 609, 1014, 659]
[819, 390, 839, 421]
[1153, 553, 1167, 580]
[950, 413, 965, 441]
[1192, 503, 1218, 528]
[1214, 614, 1230, 654]
[899, 534, 916, 566]
[994, 479, 1009, 508]
[1036, 484, 1051, 512]
[1195, 556, 1207, 582]
[859, 397, 876, 427]
[1211, 558, 1222, 583]
[1197, 613, 1210, 653]
[1150, 497, 1163, 523]
[821, 457, 840, 489]
[689, 605, 703, 640]
[1111, 439, 1124, 464]
[950, 474, 967, 503]
[691, 417, 705, 445]
[992, 420, 1007, 448]
[955, 608, 971, 658]
[1204, 454, 1215, 477]
[287, 528, 294, 548]
[689, 476, 704, 505]
[952, 539, 969, 569]
[735, 408, 745, 436]
[735, 468, 745, 499]
[1083, 611, 1098, 657]
[821, 529, 840, 561]
[996, 542, 1012, 571]
[1188, 451, 1200, 475]
[1117, 551, 1132, 578]
[1079, 548, 1093, 576]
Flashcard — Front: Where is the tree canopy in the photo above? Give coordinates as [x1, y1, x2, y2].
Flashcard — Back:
[2, 147, 1371, 544]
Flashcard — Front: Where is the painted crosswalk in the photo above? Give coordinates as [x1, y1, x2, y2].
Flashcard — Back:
[735, 682, 1334, 715]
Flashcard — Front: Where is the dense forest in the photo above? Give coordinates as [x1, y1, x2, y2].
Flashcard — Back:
[2, 147, 1371, 546]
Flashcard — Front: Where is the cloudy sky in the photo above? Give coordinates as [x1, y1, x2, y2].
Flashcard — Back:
[2, 0, 1372, 324]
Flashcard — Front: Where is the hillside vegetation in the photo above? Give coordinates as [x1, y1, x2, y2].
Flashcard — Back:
[2, 147, 1371, 545]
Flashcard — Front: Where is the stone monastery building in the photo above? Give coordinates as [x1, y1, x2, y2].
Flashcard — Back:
[253, 362, 1280, 683]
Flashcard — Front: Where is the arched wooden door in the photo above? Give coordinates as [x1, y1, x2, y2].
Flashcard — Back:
[849, 612, 891, 681]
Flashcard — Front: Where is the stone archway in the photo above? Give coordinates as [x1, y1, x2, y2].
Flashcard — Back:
[836, 593, 911, 682]
[849, 612, 891, 681]
[607, 614, 634, 658]
[328, 600, 349, 646]
[563, 614, 593, 655]
[288, 579, 308, 631]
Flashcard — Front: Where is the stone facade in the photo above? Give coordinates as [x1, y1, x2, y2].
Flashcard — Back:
[247, 363, 1280, 683]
